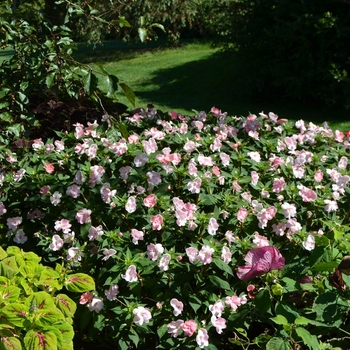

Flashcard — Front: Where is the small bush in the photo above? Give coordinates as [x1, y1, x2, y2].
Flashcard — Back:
[1, 106, 350, 348]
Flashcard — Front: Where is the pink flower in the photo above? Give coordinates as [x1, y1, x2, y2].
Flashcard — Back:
[281, 202, 297, 219]
[80, 292, 93, 305]
[50, 191, 62, 206]
[247, 151, 261, 162]
[272, 178, 286, 193]
[187, 177, 202, 194]
[253, 232, 270, 247]
[133, 306, 152, 325]
[13, 229, 27, 244]
[151, 214, 163, 230]
[237, 246, 285, 280]
[122, 265, 138, 282]
[7, 216, 22, 231]
[221, 246, 232, 263]
[181, 320, 197, 337]
[170, 298, 184, 316]
[198, 154, 214, 166]
[338, 156, 348, 169]
[143, 194, 157, 208]
[76, 208, 92, 224]
[88, 297, 104, 313]
[298, 185, 317, 202]
[302, 235, 315, 251]
[147, 243, 164, 260]
[131, 229, 144, 244]
[251, 171, 259, 185]
[102, 248, 116, 261]
[134, 153, 148, 167]
[40, 185, 51, 196]
[67, 247, 82, 262]
[158, 253, 171, 271]
[197, 245, 214, 265]
[237, 208, 248, 222]
[168, 320, 184, 338]
[146, 171, 162, 185]
[54, 219, 72, 233]
[89, 165, 105, 187]
[44, 163, 55, 174]
[0, 202, 7, 216]
[207, 217, 219, 235]
[219, 152, 230, 166]
[88, 225, 103, 240]
[66, 184, 81, 198]
[119, 166, 132, 180]
[209, 300, 225, 317]
[142, 138, 158, 155]
[324, 199, 338, 213]
[211, 316, 226, 334]
[186, 247, 198, 263]
[314, 170, 324, 182]
[105, 284, 119, 301]
[196, 328, 209, 348]
[125, 196, 137, 213]
[225, 295, 245, 311]
[74, 170, 85, 185]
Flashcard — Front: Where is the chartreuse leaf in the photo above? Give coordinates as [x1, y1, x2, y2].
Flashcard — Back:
[0, 247, 7, 260]
[64, 273, 95, 292]
[1, 303, 28, 327]
[295, 327, 320, 350]
[25, 291, 55, 311]
[138, 28, 148, 42]
[0, 286, 21, 305]
[54, 323, 74, 347]
[0, 332, 22, 350]
[24, 330, 57, 350]
[37, 268, 62, 291]
[266, 337, 291, 350]
[270, 315, 289, 326]
[0, 256, 19, 279]
[54, 294, 77, 319]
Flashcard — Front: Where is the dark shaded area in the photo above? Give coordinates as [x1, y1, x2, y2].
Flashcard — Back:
[133, 50, 350, 123]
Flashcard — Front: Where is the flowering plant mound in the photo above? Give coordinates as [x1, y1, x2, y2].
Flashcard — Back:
[1, 107, 350, 349]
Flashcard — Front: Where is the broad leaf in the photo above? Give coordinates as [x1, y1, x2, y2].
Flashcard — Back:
[266, 337, 291, 350]
[54, 294, 77, 319]
[24, 330, 57, 350]
[64, 273, 95, 292]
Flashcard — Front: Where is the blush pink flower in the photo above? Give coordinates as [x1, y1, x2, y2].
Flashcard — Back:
[167, 320, 184, 338]
[237, 246, 285, 281]
[181, 320, 197, 337]
[40, 185, 51, 196]
[298, 185, 317, 202]
[44, 163, 55, 174]
[76, 208, 92, 224]
[170, 298, 184, 316]
[197, 245, 215, 265]
[196, 328, 209, 348]
[121, 265, 138, 282]
[80, 291, 93, 305]
[207, 217, 219, 235]
[186, 247, 198, 263]
[187, 177, 202, 194]
[125, 196, 137, 213]
[131, 229, 144, 244]
[133, 306, 152, 325]
[272, 177, 286, 193]
[147, 243, 164, 260]
[150, 214, 163, 230]
[237, 208, 248, 222]
[143, 194, 157, 208]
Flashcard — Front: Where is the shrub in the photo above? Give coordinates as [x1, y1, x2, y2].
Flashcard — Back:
[1, 106, 350, 348]
[0, 245, 95, 350]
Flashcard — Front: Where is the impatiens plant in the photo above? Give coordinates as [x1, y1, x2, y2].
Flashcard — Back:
[0, 246, 95, 350]
[1, 107, 350, 349]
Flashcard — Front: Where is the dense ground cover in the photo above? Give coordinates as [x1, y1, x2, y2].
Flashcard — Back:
[1, 106, 350, 349]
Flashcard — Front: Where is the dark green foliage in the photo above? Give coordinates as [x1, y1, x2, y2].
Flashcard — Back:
[205, 0, 350, 110]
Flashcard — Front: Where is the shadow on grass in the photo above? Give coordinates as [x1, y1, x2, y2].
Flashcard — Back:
[134, 50, 349, 124]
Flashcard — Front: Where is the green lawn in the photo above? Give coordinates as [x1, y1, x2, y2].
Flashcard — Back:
[74, 40, 350, 131]
[2, 40, 350, 130]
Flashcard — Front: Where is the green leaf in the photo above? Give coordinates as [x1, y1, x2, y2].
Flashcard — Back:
[0, 286, 21, 305]
[1, 303, 28, 327]
[208, 275, 231, 290]
[295, 327, 320, 350]
[0, 112, 13, 122]
[46, 72, 56, 88]
[119, 82, 135, 107]
[150, 23, 165, 32]
[212, 258, 233, 276]
[266, 337, 291, 350]
[254, 288, 271, 314]
[333, 228, 344, 241]
[270, 315, 289, 326]
[83, 71, 92, 95]
[0, 256, 19, 279]
[118, 17, 131, 28]
[54, 294, 77, 319]
[0, 334, 22, 350]
[106, 74, 119, 99]
[24, 330, 58, 350]
[275, 302, 300, 324]
[312, 261, 338, 272]
[138, 28, 148, 42]
[0, 247, 8, 260]
[64, 273, 95, 292]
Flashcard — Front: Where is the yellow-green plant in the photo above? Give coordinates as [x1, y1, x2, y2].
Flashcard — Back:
[0, 246, 95, 350]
